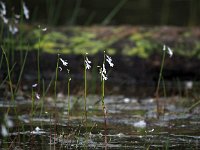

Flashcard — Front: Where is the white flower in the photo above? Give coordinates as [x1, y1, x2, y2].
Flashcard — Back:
[85, 57, 91, 70]
[102, 64, 106, 74]
[32, 83, 38, 88]
[1, 125, 8, 137]
[167, 47, 173, 57]
[42, 28, 47, 31]
[163, 45, 166, 51]
[35, 127, 41, 132]
[15, 14, 20, 19]
[163, 44, 173, 57]
[99, 64, 108, 81]
[106, 55, 114, 67]
[9, 25, 18, 35]
[35, 93, 40, 100]
[0, 1, 6, 16]
[59, 66, 62, 71]
[23, 2, 29, 19]
[5, 115, 14, 128]
[59, 58, 68, 66]
[0, 15, 8, 24]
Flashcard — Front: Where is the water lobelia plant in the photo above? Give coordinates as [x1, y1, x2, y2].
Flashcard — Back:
[98, 51, 114, 148]
[84, 53, 92, 124]
[155, 44, 173, 118]
[59, 55, 71, 120]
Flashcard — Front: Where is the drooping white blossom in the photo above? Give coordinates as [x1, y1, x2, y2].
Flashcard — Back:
[23, 2, 29, 19]
[0, 1, 8, 24]
[0, 1, 6, 16]
[163, 44, 166, 51]
[102, 64, 106, 74]
[42, 28, 47, 31]
[59, 66, 62, 71]
[1, 125, 8, 137]
[59, 58, 68, 66]
[35, 93, 40, 100]
[8, 25, 18, 35]
[0, 15, 8, 24]
[4, 115, 14, 128]
[85, 56, 91, 70]
[32, 83, 38, 88]
[99, 64, 108, 81]
[106, 55, 114, 67]
[163, 44, 173, 57]
[15, 14, 20, 19]
[167, 47, 173, 57]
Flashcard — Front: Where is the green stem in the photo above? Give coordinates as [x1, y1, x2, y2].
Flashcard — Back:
[188, 100, 200, 112]
[155, 49, 166, 117]
[37, 27, 41, 88]
[0, 51, 3, 70]
[84, 57, 87, 122]
[14, 50, 28, 94]
[68, 77, 71, 119]
[54, 54, 59, 102]
[2, 46, 16, 114]
[31, 88, 35, 117]
[102, 52, 107, 147]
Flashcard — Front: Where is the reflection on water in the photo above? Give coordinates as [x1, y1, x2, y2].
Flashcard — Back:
[0, 95, 200, 149]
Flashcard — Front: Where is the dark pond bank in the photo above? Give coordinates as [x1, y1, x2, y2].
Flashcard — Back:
[3, 0, 200, 26]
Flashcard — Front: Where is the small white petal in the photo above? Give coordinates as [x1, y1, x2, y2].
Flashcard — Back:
[32, 83, 38, 88]
[59, 58, 68, 66]
[106, 55, 114, 67]
[102, 64, 106, 74]
[23, 2, 29, 19]
[1, 125, 8, 137]
[59, 66, 62, 71]
[5, 116, 14, 128]
[85, 57, 91, 70]
[0, 1, 6, 15]
[15, 14, 20, 19]
[167, 47, 173, 57]
[35, 127, 40, 132]
[163, 45, 166, 51]
[0, 15, 8, 24]
[8, 25, 18, 35]
[35, 93, 40, 100]
[42, 28, 47, 31]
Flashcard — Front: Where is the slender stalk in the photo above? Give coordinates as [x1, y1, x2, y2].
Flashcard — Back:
[37, 26, 41, 88]
[0, 52, 3, 70]
[67, 77, 71, 120]
[53, 54, 59, 148]
[84, 56, 87, 123]
[188, 99, 200, 112]
[54, 54, 59, 101]
[0, 63, 16, 88]
[31, 88, 35, 118]
[2, 46, 16, 114]
[101, 52, 107, 149]
[14, 50, 28, 94]
[155, 49, 166, 118]
[40, 79, 45, 116]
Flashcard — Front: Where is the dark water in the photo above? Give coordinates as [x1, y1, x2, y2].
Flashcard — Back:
[1, 95, 200, 149]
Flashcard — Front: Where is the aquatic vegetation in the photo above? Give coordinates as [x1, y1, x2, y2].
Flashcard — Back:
[155, 44, 173, 118]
